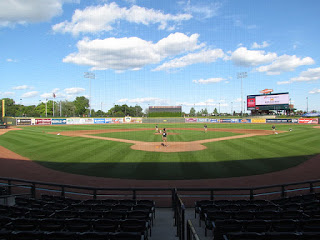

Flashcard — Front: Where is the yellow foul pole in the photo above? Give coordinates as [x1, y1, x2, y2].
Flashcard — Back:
[2, 100, 5, 118]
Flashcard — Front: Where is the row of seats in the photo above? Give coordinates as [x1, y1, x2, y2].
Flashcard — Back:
[195, 194, 320, 219]
[194, 193, 320, 239]
[223, 231, 320, 240]
[15, 196, 155, 210]
[209, 218, 320, 239]
[0, 207, 153, 224]
[0, 217, 150, 237]
[0, 195, 156, 240]
[0, 230, 144, 240]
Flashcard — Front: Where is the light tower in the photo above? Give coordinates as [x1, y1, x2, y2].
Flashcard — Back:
[84, 72, 95, 117]
[237, 72, 247, 116]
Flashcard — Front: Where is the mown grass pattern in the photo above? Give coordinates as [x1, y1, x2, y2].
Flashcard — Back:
[0, 123, 319, 180]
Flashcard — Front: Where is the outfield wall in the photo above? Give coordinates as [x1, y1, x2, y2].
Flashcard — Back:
[6, 117, 320, 126]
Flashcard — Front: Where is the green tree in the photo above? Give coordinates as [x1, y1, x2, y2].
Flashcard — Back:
[133, 105, 143, 117]
[189, 107, 196, 116]
[213, 108, 218, 115]
[74, 96, 89, 116]
[61, 100, 76, 117]
[0, 98, 19, 117]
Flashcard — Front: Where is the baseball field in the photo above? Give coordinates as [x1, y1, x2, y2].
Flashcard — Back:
[0, 123, 319, 180]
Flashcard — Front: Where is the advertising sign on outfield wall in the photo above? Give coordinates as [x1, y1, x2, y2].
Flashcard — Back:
[112, 118, 123, 123]
[16, 118, 32, 125]
[130, 118, 143, 123]
[52, 119, 67, 125]
[35, 119, 52, 125]
[197, 118, 208, 123]
[240, 119, 251, 123]
[266, 119, 293, 123]
[185, 118, 197, 123]
[124, 117, 131, 123]
[209, 119, 219, 123]
[298, 118, 319, 124]
[220, 119, 232, 123]
[105, 118, 113, 123]
[251, 119, 266, 123]
[94, 118, 106, 124]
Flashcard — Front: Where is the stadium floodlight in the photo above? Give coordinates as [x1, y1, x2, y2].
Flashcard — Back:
[84, 72, 95, 117]
[237, 72, 247, 116]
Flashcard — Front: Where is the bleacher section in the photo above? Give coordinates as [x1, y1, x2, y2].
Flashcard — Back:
[0, 195, 156, 240]
[195, 193, 320, 240]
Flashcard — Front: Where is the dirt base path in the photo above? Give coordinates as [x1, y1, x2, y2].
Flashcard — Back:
[49, 128, 280, 153]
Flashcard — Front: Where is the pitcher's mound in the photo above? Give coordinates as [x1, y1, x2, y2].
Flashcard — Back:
[130, 142, 206, 152]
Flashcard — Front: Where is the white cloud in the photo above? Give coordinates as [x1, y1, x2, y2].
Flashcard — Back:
[251, 41, 270, 49]
[277, 81, 291, 85]
[52, 88, 60, 93]
[118, 97, 169, 105]
[40, 93, 54, 99]
[0, 92, 15, 97]
[52, 2, 192, 35]
[6, 58, 17, 62]
[64, 87, 85, 94]
[182, 0, 222, 19]
[0, 0, 69, 27]
[156, 32, 204, 57]
[12, 85, 33, 90]
[63, 32, 204, 71]
[231, 47, 277, 67]
[290, 67, 320, 82]
[193, 78, 226, 84]
[309, 89, 320, 94]
[256, 55, 315, 75]
[154, 48, 225, 71]
[178, 99, 226, 107]
[21, 91, 38, 98]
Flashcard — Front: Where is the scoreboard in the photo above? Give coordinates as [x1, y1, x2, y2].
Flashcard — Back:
[247, 92, 290, 111]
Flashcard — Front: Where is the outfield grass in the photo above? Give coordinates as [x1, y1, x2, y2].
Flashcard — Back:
[94, 129, 240, 142]
[0, 123, 319, 180]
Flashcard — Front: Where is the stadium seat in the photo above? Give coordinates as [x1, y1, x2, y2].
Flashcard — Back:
[212, 219, 243, 239]
[109, 232, 144, 240]
[38, 218, 65, 231]
[119, 219, 150, 238]
[78, 232, 110, 240]
[126, 210, 153, 226]
[264, 232, 300, 240]
[244, 220, 271, 233]
[10, 231, 43, 240]
[103, 210, 127, 220]
[271, 219, 298, 232]
[92, 219, 119, 232]
[223, 232, 264, 240]
[8, 218, 38, 231]
[64, 218, 92, 232]
[44, 231, 78, 240]
[300, 219, 320, 232]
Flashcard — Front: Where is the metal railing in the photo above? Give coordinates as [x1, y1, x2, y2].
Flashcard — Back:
[0, 177, 319, 205]
[186, 220, 200, 240]
[173, 189, 185, 240]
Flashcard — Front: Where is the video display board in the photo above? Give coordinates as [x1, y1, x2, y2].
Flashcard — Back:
[247, 93, 289, 111]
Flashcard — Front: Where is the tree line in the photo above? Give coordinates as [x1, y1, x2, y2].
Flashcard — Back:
[0, 97, 144, 118]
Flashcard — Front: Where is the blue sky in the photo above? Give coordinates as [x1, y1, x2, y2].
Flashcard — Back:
[1, 0, 320, 113]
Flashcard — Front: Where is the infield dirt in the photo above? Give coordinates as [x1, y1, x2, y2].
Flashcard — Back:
[48, 128, 281, 152]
